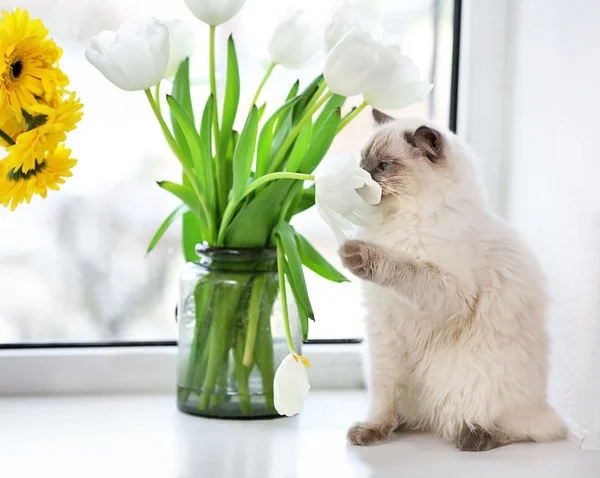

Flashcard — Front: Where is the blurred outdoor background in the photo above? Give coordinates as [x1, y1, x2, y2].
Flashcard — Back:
[0, 0, 454, 342]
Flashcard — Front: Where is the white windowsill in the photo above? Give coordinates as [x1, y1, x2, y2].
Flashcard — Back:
[0, 343, 364, 395]
[0, 390, 596, 478]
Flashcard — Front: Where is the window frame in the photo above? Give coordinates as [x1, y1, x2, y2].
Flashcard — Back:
[0, 0, 495, 394]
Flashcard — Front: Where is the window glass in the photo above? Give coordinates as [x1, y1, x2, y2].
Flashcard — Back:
[0, 0, 455, 343]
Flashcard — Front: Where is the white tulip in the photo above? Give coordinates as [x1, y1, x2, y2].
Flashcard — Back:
[86, 19, 169, 91]
[363, 49, 432, 110]
[163, 20, 196, 79]
[274, 353, 311, 417]
[314, 153, 382, 243]
[184, 0, 246, 26]
[324, 3, 375, 52]
[324, 28, 431, 110]
[323, 29, 388, 97]
[268, 9, 323, 69]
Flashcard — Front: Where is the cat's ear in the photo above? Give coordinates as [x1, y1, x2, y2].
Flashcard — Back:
[372, 109, 395, 125]
[408, 126, 443, 162]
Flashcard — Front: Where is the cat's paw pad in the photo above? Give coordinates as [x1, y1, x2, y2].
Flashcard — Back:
[340, 240, 377, 280]
[347, 421, 394, 446]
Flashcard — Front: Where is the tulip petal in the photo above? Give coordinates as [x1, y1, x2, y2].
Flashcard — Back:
[314, 153, 382, 243]
[363, 53, 432, 109]
[85, 48, 136, 91]
[274, 354, 311, 417]
[324, 30, 389, 97]
[86, 19, 170, 91]
[164, 20, 195, 79]
[268, 9, 323, 69]
[184, 0, 246, 26]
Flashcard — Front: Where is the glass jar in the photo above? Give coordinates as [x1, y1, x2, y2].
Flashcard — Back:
[177, 245, 301, 418]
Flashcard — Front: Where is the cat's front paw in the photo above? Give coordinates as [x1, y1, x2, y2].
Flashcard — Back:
[347, 421, 394, 446]
[340, 240, 379, 281]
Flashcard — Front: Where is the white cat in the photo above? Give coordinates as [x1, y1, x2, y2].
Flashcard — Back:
[340, 111, 566, 451]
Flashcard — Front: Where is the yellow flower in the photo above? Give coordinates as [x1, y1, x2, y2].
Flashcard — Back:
[0, 8, 69, 121]
[0, 143, 76, 210]
[0, 110, 24, 147]
[3, 92, 83, 172]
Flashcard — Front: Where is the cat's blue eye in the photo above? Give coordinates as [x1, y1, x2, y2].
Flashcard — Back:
[381, 162, 391, 170]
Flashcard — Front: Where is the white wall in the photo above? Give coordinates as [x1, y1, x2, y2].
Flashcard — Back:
[503, 0, 600, 447]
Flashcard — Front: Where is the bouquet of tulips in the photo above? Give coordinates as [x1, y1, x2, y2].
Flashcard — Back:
[85, 0, 430, 416]
[0, 8, 82, 210]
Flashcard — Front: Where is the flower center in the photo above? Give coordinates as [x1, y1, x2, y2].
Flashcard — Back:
[7, 160, 46, 182]
[11, 60, 23, 79]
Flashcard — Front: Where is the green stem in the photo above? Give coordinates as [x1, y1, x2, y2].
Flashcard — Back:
[209, 25, 220, 141]
[233, 352, 252, 415]
[179, 277, 213, 406]
[337, 101, 367, 132]
[250, 62, 276, 110]
[144, 89, 182, 159]
[0, 128, 15, 146]
[198, 277, 248, 410]
[209, 25, 225, 219]
[154, 81, 162, 116]
[254, 278, 278, 413]
[242, 275, 266, 366]
[302, 81, 329, 119]
[217, 172, 314, 245]
[277, 238, 296, 354]
[211, 354, 229, 408]
[268, 91, 333, 174]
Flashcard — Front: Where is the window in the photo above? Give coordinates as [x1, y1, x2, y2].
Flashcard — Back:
[0, 0, 458, 344]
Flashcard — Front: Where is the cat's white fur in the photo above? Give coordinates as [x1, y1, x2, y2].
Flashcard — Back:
[350, 117, 565, 447]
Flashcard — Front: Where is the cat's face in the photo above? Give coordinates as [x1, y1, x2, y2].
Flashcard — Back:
[360, 111, 452, 207]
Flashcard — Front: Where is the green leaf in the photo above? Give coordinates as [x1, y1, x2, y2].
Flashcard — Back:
[218, 35, 240, 161]
[232, 106, 259, 201]
[273, 222, 314, 319]
[295, 233, 348, 283]
[160, 179, 208, 254]
[286, 80, 300, 101]
[172, 58, 194, 118]
[292, 75, 323, 123]
[257, 102, 267, 122]
[255, 96, 302, 177]
[223, 180, 292, 247]
[170, 59, 193, 162]
[147, 203, 189, 254]
[199, 94, 216, 201]
[278, 181, 304, 224]
[298, 108, 341, 174]
[157, 181, 199, 214]
[285, 119, 312, 172]
[274, 222, 314, 340]
[293, 185, 315, 216]
[283, 260, 309, 340]
[182, 175, 204, 262]
[314, 94, 345, 132]
[272, 113, 293, 158]
[167, 95, 205, 189]
[182, 211, 204, 262]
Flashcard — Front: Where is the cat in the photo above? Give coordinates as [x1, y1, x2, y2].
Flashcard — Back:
[340, 110, 566, 451]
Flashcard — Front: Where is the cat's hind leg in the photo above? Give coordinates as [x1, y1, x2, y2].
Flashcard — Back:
[456, 405, 566, 452]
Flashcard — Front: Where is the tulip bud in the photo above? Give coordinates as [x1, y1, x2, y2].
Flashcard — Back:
[85, 19, 169, 91]
[184, 0, 246, 26]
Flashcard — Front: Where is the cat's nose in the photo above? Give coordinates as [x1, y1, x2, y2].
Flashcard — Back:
[361, 166, 376, 177]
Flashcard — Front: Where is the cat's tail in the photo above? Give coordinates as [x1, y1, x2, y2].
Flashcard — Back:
[499, 404, 567, 443]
